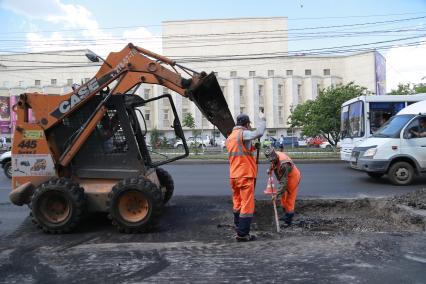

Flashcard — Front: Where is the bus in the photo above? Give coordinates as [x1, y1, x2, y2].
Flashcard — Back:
[340, 94, 426, 161]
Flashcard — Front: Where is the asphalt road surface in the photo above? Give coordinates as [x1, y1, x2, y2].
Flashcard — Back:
[1, 162, 426, 283]
[162, 162, 426, 198]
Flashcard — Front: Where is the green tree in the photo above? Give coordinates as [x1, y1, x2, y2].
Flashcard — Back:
[289, 82, 367, 146]
[388, 83, 415, 96]
[150, 128, 161, 148]
[182, 113, 195, 129]
[414, 83, 426, 93]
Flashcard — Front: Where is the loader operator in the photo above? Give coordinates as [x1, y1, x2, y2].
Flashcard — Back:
[264, 146, 301, 227]
[226, 112, 266, 242]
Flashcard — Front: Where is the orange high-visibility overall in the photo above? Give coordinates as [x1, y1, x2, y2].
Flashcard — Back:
[276, 152, 301, 213]
[226, 127, 257, 236]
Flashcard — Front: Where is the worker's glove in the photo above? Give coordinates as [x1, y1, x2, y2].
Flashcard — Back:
[254, 141, 261, 150]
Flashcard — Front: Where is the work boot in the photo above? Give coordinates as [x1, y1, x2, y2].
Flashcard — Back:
[279, 212, 294, 226]
[235, 234, 256, 242]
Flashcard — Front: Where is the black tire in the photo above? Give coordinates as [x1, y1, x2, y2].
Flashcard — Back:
[156, 167, 174, 204]
[3, 161, 11, 179]
[30, 178, 85, 234]
[367, 172, 384, 179]
[388, 161, 415, 186]
[176, 144, 183, 150]
[107, 177, 163, 233]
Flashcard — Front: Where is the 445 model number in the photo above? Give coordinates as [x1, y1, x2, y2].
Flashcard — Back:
[18, 140, 37, 149]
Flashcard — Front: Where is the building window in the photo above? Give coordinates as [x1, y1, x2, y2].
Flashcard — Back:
[268, 70, 274, 76]
[286, 70, 293, 76]
[297, 84, 302, 102]
[18, 81, 24, 87]
[278, 84, 284, 103]
[240, 107, 245, 114]
[182, 108, 189, 118]
[163, 87, 169, 94]
[51, 79, 57, 86]
[305, 69, 311, 76]
[230, 71, 237, 77]
[143, 88, 150, 100]
[278, 106, 283, 119]
[67, 79, 73, 85]
[2, 81, 9, 87]
[220, 86, 225, 95]
[163, 109, 169, 120]
[323, 69, 330, 76]
[239, 85, 244, 103]
[249, 71, 256, 77]
[145, 110, 150, 121]
[258, 85, 264, 106]
[317, 84, 321, 94]
[35, 80, 41, 86]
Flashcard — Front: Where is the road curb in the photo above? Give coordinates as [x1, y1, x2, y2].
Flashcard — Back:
[172, 159, 344, 165]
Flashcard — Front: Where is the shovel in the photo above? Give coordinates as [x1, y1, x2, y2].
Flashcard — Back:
[272, 195, 280, 233]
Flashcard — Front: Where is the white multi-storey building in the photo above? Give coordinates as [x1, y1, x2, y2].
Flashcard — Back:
[0, 17, 385, 140]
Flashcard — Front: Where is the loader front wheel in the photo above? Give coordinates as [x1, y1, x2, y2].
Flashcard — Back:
[107, 177, 163, 233]
[30, 178, 85, 234]
[156, 167, 174, 204]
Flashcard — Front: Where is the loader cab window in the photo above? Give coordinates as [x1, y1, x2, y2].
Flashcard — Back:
[97, 110, 128, 154]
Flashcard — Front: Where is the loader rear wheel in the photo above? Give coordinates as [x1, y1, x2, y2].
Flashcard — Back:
[30, 178, 85, 234]
[107, 177, 163, 233]
[156, 167, 174, 204]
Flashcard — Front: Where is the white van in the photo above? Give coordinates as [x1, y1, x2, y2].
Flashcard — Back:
[350, 100, 426, 185]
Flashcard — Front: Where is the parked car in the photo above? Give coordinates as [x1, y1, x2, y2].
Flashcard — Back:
[0, 151, 11, 179]
[281, 136, 299, 147]
[320, 141, 341, 149]
[307, 137, 326, 147]
[297, 138, 308, 147]
[174, 136, 208, 149]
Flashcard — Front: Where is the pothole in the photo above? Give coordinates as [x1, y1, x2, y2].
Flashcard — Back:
[253, 189, 426, 234]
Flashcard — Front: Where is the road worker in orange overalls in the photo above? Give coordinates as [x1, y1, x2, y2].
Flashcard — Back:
[226, 112, 266, 242]
[264, 146, 301, 227]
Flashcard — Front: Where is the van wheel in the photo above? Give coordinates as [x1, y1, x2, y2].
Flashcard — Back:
[388, 162, 414, 185]
[367, 172, 384, 179]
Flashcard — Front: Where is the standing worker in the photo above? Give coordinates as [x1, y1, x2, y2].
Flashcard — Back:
[264, 146, 301, 227]
[226, 112, 266, 242]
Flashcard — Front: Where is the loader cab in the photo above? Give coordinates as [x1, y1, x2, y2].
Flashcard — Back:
[47, 93, 188, 179]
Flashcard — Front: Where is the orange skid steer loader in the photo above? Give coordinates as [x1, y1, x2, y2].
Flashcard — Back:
[9, 43, 234, 233]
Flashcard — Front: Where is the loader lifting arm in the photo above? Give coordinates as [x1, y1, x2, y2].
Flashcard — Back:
[15, 43, 235, 167]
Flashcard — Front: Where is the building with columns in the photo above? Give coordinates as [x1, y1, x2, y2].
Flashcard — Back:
[0, 17, 385, 141]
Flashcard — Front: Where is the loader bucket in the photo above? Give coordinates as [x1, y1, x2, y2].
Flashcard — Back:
[188, 72, 235, 137]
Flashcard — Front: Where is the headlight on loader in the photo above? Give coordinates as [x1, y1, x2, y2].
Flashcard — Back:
[363, 147, 377, 158]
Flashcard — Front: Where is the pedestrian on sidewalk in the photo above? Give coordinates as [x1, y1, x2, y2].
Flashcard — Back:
[264, 146, 301, 227]
[225, 112, 266, 242]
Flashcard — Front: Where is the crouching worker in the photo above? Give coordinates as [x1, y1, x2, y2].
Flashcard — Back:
[264, 146, 301, 227]
[226, 112, 266, 242]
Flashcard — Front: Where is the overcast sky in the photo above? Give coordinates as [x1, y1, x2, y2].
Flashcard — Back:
[1, 0, 425, 91]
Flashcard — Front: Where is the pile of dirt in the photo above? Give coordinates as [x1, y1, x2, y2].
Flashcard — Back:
[254, 191, 426, 235]
[392, 188, 426, 210]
